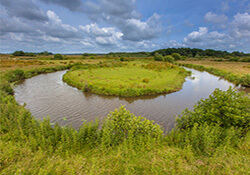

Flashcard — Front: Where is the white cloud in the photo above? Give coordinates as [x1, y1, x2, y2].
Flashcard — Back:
[81, 0, 161, 41]
[204, 12, 228, 24]
[47, 10, 62, 24]
[79, 23, 115, 36]
[122, 13, 162, 41]
[43, 11, 78, 39]
[79, 23, 122, 46]
[184, 27, 208, 42]
[183, 13, 250, 52]
[183, 27, 233, 50]
[230, 13, 250, 38]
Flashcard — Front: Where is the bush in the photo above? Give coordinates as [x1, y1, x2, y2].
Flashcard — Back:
[53, 54, 63, 60]
[240, 57, 250, 62]
[5, 69, 25, 82]
[163, 55, 175, 63]
[171, 53, 182, 60]
[0, 80, 14, 95]
[101, 106, 163, 146]
[240, 74, 250, 87]
[154, 53, 163, 61]
[176, 87, 250, 131]
[12, 50, 25, 56]
[229, 57, 239, 62]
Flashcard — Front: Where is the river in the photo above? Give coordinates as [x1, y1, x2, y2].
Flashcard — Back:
[14, 68, 249, 130]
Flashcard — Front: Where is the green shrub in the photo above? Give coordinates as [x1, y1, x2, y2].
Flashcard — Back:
[171, 53, 182, 60]
[53, 54, 63, 60]
[240, 74, 250, 87]
[0, 80, 14, 95]
[12, 50, 25, 56]
[163, 55, 175, 63]
[229, 57, 239, 62]
[120, 57, 124, 61]
[101, 106, 163, 147]
[166, 123, 242, 155]
[5, 69, 25, 82]
[176, 88, 250, 131]
[240, 57, 250, 62]
[154, 52, 163, 61]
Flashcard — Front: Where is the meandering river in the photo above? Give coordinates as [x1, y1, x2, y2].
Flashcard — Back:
[14, 68, 249, 130]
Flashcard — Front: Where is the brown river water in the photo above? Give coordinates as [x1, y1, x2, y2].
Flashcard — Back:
[14, 68, 249, 131]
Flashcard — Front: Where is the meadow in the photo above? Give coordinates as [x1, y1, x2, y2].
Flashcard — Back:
[63, 61, 190, 97]
[0, 55, 249, 174]
[178, 60, 249, 76]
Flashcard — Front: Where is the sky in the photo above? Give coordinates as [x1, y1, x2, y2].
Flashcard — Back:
[0, 0, 250, 53]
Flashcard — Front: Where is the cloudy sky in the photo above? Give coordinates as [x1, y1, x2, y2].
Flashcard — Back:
[0, 0, 250, 53]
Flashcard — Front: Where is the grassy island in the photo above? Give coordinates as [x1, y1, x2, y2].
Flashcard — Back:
[63, 61, 191, 97]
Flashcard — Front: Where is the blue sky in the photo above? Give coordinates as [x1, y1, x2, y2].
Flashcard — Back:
[0, 0, 250, 53]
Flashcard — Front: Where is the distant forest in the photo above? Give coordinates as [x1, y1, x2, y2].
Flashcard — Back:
[107, 48, 250, 58]
[10, 48, 250, 59]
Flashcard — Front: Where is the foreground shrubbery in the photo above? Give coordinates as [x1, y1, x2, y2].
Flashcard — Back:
[0, 66, 249, 174]
[177, 87, 249, 131]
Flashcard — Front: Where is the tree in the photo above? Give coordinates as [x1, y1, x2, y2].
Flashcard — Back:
[53, 54, 63, 60]
[12, 50, 25, 56]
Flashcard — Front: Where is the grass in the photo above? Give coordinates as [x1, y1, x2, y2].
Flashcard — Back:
[63, 61, 190, 97]
[178, 60, 250, 76]
[0, 58, 101, 72]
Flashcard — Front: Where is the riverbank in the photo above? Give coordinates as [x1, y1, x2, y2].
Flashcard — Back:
[177, 60, 250, 87]
[63, 61, 190, 97]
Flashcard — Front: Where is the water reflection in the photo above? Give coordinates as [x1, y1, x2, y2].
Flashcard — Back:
[14, 68, 249, 131]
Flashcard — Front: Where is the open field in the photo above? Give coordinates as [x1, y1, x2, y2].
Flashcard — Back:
[0, 59, 101, 72]
[178, 60, 250, 76]
[63, 61, 190, 97]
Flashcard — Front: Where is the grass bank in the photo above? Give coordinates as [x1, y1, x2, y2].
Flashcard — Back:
[177, 60, 250, 87]
[63, 61, 190, 97]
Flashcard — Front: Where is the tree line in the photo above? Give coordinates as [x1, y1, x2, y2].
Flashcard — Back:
[12, 48, 250, 59]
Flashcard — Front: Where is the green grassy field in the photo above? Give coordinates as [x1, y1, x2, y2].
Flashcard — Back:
[63, 61, 190, 97]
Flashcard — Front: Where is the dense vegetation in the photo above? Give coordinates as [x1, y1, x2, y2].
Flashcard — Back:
[11, 48, 249, 60]
[63, 61, 190, 97]
[0, 67, 249, 173]
[12, 50, 53, 57]
[151, 48, 250, 59]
